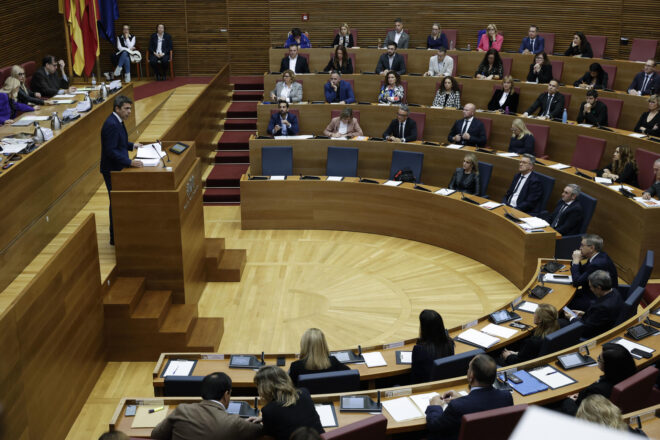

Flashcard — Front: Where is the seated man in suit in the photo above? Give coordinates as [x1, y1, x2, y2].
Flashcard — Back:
[518, 25, 545, 54]
[30, 55, 75, 97]
[642, 158, 660, 200]
[502, 154, 543, 214]
[568, 234, 618, 311]
[279, 44, 310, 74]
[152, 372, 262, 440]
[562, 270, 623, 339]
[577, 89, 608, 126]
[324, 71, 355, 104]
[523, 79, 565, 120]
[267, 100, 299, 137]
[383, 17, 410, 49]
[323, 107, 363, 138]
[447, 103, 487, 147]
[426, 354, 513, 440]
[149, 24, 173, 81]
[375, 42, 406, 76]
[546, 184, 584, 235]
[628, 59, 659, 96]
[424, 47, 454, 77]
[383, 104, 417, 143]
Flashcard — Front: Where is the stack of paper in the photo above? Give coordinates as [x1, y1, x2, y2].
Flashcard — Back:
[548, 163, 570, 170]
[520, 217, 550, 228]
[162, 359, 195, 376]
[446, 144, 464, 149]
[274, 135, 314, 140]
[633, 197, 660, 207]
[594, 177, 612, 184]
[497, 152, 519, 157]
[382, 397, 424, 422]
[326, 176, 343, 182]
[481, 323, 518, 339]
[517, 301, 539, 313]
[480, 201, 502, 210]
[362, 352, 387, 367]
[410, 392, 442, 413]
[628, 133, 646, 139]
[457, 328, 500, 349]
[269, 175, 286, 180]
[529, 366, 575, 389]
[434, 188, 456, 196]
[383, 180, 403, 187]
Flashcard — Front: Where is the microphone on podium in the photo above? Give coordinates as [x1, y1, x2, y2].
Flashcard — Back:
[151, 143, 167, 168]
[157, 139, 171, 162]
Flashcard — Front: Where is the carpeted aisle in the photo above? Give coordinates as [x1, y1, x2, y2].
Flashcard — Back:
[133, 76, 213, 100]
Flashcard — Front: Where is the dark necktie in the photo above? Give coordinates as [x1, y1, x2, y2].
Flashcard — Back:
[509, 175, 525, 203]
[545, 95, 553, 117]
[399, 122, 404, 138]
[552, 203, 567, 228]
[642, 74, 651, 93]
[531, 39, 535, 52]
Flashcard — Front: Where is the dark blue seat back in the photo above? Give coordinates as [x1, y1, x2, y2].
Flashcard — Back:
[538, 321, 585, 356]
[534, 172, 555, 215]
[478, 162, 493, 197]
[389, 150, 424, 183]
[615, 286, 646, 325]
[630, 250, 654, 292]
[163, 375, 204, 397]
[576, 192, 597, 234]
[262, 146, 293, 175]
[298, 369, 360, 394]
[554, 235, 583, 259]
[430, 348, 484, 381]
[327, 146, 359, 177]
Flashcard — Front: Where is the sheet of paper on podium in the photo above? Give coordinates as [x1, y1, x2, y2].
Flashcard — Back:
[362, 351, 387, 367]
[135, 143, 166, 167]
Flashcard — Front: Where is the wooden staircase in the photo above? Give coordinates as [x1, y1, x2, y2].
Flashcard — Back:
[206, 237, 246, 282]
[104, 277, 224, 361]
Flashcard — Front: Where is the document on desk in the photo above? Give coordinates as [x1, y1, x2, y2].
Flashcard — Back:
[529, 365, 575, 389]
[497, 152, 519, 157]
[548, 163, 570, 170]
[517, 301, 539, 313]
[543, 274, 573, 284]
[135, 143, 165, 159]
[131, 405, 169, 428]
[52, 99, 76, 104]
[456, 328, 500, 349]
[577, 123, 594, 128]
[140, 158, 163, 167]
[481, 323, 518, 339]
[53, 94, 76, 99]
[383, 180, 403, 187]
[410, 392, 441, 413]
[382, 397, 424, 422]
[326, 176, 343, 181]
[446, 144, 464, 149]
[162, 359, 195, 377]
[273, 135, 314, 140]
[362, 351, 387, 367]
[269, 175, 286, 180]
[315, 403, 338, 427]
[628, 133, 646, 139]
[607, 184, 636, 193]
[520, 217, 550, 228]
[480, 201, 502, 210]
[434, 188, 456, 196]
[397, 350, 412, 364]
[594, 177, 612, 184]
[611, 337, 655, 356]
[634, 197, 660, 207]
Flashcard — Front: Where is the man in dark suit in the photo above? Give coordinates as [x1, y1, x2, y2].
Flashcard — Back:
[518, 25, 545, 54]
[324, 71, 355, 104]
[100, 95, 143, 245]
[546, 184, 584, 235]
[576, 89, 609, 126]
[426, 354, 513, 440]
[642, 158, 660, 200]
[563, 270, 623, 339]
[383, 104, 417, 142]
[503, 154, 543, 214]
[149, 24, 173, 80]
[375, 42, 406, 75]
[151, 372, 262, 440]
[267, 100, 299, 136]
[523, 79, 565, 120]
[279, 45, 310, 74]
[628, 59, 659, 96]
[447, 103, 487, 147]
[568, 234, 619, 311]
[30, 55, 74, 98]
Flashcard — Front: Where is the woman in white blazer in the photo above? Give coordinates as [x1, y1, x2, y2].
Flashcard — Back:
[270, 69, 303, 103]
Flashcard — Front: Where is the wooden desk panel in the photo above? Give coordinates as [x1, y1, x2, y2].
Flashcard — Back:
[269, 48, 646, 92]
[256, 103, 660, 175]
[262, 74, 649, 132]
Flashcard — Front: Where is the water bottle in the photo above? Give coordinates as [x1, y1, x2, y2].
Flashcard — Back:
[467, 43, 471, 51]
[505, 106, 510, 115]
[51, 112, 62, 131]
[91, 73, 96, 87]
[450, 40, 454, 50]
[33, 122, 45, 143]
[562, 108, 568, 124]
[85, 92, 93, 109]
[100, 82, 108, 99]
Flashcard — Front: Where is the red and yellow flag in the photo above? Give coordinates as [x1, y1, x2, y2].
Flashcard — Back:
[61, 0, 101, 77]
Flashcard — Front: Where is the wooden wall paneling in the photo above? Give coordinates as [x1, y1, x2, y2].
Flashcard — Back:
[226, 0, 270, 75]
[186, 0, 229, 74]
[0, 307, 29, 440]
[620, 0, 660, 60]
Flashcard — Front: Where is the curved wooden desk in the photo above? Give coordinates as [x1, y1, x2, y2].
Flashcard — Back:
[269, 48, 647, 92]
[262, 74, 649, 132]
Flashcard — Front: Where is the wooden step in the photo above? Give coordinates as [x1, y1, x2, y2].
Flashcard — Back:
[207, 249, 247, 282]
[205, 238, 226, 273]
[103, 277, 147, 318]
[131, 290, 172, 323]
[160, 304, 198, 345]
[187, 317, 224, 351]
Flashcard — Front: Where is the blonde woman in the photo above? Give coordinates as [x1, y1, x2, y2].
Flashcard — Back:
[478, 24, 503, 52]
[0, 77, 38, 125]
[269, 69, 303, 103]
[508, 118, 535, 155]
[576, 395, 628, 430]
[254, 365, 324, 440]
[501, 304, 559, 365]
[332, 23, 354, 48]
[448, 153, 480, 195]
[289, 328, 349, 384]
[11, 65, 49, 106]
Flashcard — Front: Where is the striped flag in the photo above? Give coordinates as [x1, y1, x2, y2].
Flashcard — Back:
[61, 0, 101, 76]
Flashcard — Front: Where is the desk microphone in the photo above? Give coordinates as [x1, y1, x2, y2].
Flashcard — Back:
[253, 397, 259, 415]
[260, 351, 265, 365]
[151, 143, 167, 168]
[357, 345, 362, 356]
[574, 167, 590, 178]
[156, 139, 171, 162]
[376, 391, 381, 408]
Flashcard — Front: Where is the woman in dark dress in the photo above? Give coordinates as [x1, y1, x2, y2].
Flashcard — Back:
[574, 63, 609, 90]
[500, 304, 559, 365]
[324, 45, 353, 74]
[564, 32, 593, 58]
[526, 52, 553, 84]
[508, 118, 535, 156]
[488, 75, 519, 113]
[596, 145, 639, 187]
[634, 94, 660, 137]
[332, 23, 354, 48]
[411, 309, 455, 383]
[288, 328, 349, 385]
[475, 48, 503, 80]
[255, 366, 324, 440]
[448, 153, 480, 195]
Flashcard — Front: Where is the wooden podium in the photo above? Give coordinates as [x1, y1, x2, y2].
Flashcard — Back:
[110, 141, 243, 304]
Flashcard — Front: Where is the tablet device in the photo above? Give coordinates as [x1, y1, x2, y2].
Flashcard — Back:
[169, 142, 189, 155]
[557, 352, 596, 370]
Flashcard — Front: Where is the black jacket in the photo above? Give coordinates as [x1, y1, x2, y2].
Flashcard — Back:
[577, 100, 609, 126]
[280, 55, 310, 74]
[383, 117, 418, 142]
[573, 71, 609, 89]
[448, 168, 480, 195]
[262, 388, 324, 440]
[546, 200, 584, 235]
[30, 67, 69, 98]
[525, 92, 565, 119]
[526, 63, 553, 84]
[447, 118, 487, 147]
[503, 171, 544, 214]
[488, 89, 519, 113]
[375, 53, 406, 75]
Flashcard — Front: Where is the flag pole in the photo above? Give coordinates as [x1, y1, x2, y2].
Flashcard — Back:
[62, 13, 74, 79]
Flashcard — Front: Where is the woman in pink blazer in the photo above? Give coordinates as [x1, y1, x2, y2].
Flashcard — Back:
[478, 24, 503, 52]
[323, 107, 363, 138]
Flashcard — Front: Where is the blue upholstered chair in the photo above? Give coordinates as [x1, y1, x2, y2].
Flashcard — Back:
[262, 146, 293, 175]
[389, 150, 424, 183]
[326, 146, 359, 177]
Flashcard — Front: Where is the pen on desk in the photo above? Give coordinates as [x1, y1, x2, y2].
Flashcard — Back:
[149, 406, 164, 413]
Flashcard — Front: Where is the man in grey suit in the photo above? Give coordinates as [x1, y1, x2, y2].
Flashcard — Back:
[384, 18, 410, 49]
[151, 372, 262, 440]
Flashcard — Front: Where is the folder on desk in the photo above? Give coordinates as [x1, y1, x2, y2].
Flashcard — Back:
[161, 359, 197, 377]
[396, 350, 412, 364]
[456, 328, 500, 349]
[529, 365, 576, 389]
[499, 370, 549, 396]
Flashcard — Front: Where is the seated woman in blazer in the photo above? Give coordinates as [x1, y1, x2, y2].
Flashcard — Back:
[322, 107, 363, 138]
[564, 32, 593, 58]
[11, 65, 51, 106]
[324, 45, 353, 74]
[634, 94, 660, 136]
[508, 118, 535, 155]
[332, 23, 354, 48]
[500, 304, 559, 365]
[477, 24, 503, 52]
[448, 153, 480, 195]
[526, 52, 553, 84]
[288, 328, 349, 385]
[475, 49, 503, 80]
[596, 145, 639, 187]
[488, 75, 519, 113]
[432, 75, 461, 109]
[270, 69, 303, 103]
[411, 309, 455, 383]
[0, 77, 39, 125]
[574, 63, 609, 90]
